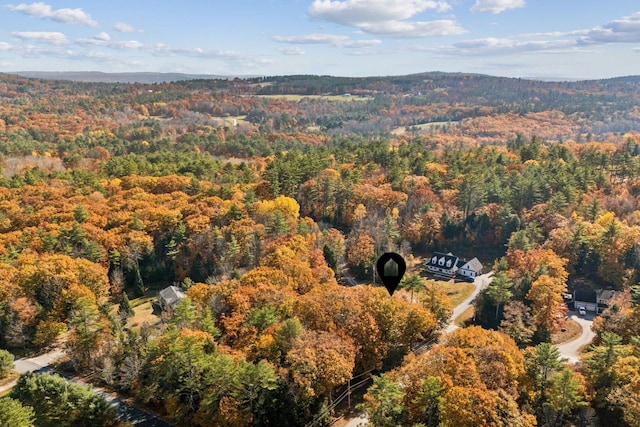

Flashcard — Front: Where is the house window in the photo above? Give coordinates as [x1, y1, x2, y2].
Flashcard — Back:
[438, 257, 445, 266]
[431, 256, 438, 264]
[446, 259, 452, 268]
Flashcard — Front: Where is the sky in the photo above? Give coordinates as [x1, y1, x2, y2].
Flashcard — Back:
[0, 1, 639, 80]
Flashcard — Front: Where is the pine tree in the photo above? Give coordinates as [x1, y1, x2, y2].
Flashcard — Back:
[73, 205, 89, 223]
[119, 292, 134, 319]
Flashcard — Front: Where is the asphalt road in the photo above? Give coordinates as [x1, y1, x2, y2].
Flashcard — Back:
[556, 312, 595, 364]
[1, 349, 173, 426]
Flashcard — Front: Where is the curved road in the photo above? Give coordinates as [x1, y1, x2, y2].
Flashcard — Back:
[556, 312, 595, 364]
[0, 349, 172, 426]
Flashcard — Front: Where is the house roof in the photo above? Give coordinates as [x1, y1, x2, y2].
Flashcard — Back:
[574, 288, 596, 303]
[159, 285, 186, 309]
[426, 252, 459, 270]
[596, 289, 619, 302]
[460, 257, 483, 272]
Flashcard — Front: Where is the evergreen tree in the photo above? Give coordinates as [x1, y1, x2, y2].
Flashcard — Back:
[73, 205, 89, 223]
[0, 397, 35, 427]
[119, 292, 135, 319]
[485, 271, 513, 321]
[11, 372, 117, 426]
[0, 349, 14, 378]
[171, 297, 196, 329]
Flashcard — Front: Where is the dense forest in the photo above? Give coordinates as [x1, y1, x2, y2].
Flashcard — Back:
[1, 72, 640, 426]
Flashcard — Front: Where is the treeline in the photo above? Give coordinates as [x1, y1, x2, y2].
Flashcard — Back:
[3, 71, 640, 161]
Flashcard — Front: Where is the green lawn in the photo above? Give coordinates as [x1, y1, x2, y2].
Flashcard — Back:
[438, 282, 476, 307]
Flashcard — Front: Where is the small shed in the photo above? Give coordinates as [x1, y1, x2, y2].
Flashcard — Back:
[158, 285, 186, 311]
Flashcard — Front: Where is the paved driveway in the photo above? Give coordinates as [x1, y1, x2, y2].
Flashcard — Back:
[445, 271, 494, 333]
[556, 312, 595, 364]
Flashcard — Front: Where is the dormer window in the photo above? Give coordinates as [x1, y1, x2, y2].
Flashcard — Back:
[438, 257, 445, 266]
[432, 256, 438, 264]
[446, 259, 452, 268]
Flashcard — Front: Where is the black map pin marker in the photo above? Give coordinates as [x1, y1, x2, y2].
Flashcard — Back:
[376, 252, 406, 296]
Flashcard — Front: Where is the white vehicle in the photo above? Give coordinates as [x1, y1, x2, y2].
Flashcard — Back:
[578, 306, 587, 316]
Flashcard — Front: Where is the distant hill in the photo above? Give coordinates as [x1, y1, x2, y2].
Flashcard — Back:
[12, 71, 253, 83]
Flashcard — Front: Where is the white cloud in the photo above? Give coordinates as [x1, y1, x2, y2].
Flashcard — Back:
[309, 0, 451, 25]
[94, 32, 111, 41]
[277, 47, 306, 55]
[359, 19, 465, 37]
[307, 0, 460, 38]
[579, 12, 640, 44]
[12, 31, 68, 45]
[8, 42, 145, 65]
[273, 34, 348, 44]
[445, 37, 576, 55]
[470, 0, 525, 14]
[6, 2, 98, 26]
[0, 42, 12, 51]
[77, 37, 144, 50]
[113, 22, 143, 33]
[114, 40, 144, 50]
[273, 33, 382, 47]
[148, 44, 273, 68]
[424, 11, 640, 58]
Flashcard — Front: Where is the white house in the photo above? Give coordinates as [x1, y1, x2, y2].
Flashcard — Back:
[457, 257, 483, 281]
[425, 252, 459, 279]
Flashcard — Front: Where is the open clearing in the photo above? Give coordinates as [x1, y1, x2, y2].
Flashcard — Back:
[391, 121, 460, 135]
[255, 94, 371, 102]
[438, 282, 475, 307]
[126, 292, 161, 331]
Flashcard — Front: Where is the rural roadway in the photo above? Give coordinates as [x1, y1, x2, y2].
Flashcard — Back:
[0, 349, 173, 426]
[344, 271, 494, 427]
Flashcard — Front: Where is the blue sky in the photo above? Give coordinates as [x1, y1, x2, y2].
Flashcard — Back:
[0, 1, 639, 79]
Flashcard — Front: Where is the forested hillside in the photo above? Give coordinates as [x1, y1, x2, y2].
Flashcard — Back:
[1, 72, 640, 426]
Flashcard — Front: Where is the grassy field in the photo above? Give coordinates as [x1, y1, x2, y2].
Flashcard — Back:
[209, 115, 248, 126]
[438, 282, 475, 307]
[126, 291, 161, 331]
